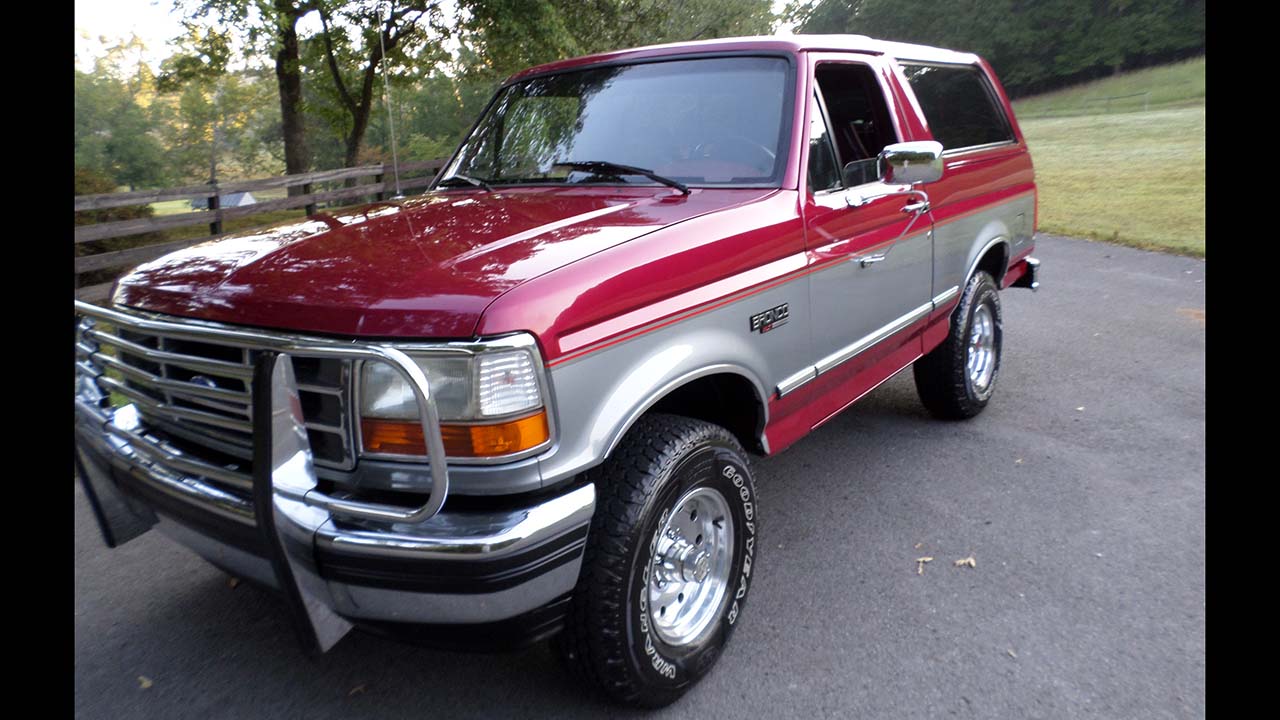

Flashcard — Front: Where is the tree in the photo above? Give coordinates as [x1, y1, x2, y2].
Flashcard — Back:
[74, 69, 168, 189]
[173, 0, 318, 181]
[153, 26, 284, 184]
[312, 0, 451, 168]
[459, 0, 777, 80]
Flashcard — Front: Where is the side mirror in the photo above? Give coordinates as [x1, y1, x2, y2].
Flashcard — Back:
[878, 141, 944, 185]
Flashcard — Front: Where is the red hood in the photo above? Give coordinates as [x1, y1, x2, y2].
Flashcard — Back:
[114, 186, 772, 338]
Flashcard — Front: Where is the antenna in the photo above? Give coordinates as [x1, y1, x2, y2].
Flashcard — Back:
[379, 1, 403, 198]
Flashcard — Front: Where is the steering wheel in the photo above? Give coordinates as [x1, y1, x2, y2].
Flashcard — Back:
[692, 134, 777, 173]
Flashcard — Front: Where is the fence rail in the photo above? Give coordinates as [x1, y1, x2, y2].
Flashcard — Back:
[75, 158, 449, 303]
[1020, 91, 1154, 119]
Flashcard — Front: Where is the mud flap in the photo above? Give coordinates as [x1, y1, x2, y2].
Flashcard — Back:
[75, 444, 157, 548]
[252, 352, 353, 654]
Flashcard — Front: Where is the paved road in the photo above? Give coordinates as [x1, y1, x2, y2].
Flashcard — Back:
[74, 234, 1205, 719]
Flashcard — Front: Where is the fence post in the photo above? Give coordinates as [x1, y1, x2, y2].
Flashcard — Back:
[375, 172, 385, 202]
[303, 182, 316, 216]
[208, 184, 222, 236]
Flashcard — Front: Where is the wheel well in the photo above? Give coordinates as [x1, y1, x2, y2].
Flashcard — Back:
[648, 373, 765, 454]
[975, 241, 1010, 287]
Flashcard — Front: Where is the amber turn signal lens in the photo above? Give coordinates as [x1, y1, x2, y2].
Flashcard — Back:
[361, 410, 550, 457]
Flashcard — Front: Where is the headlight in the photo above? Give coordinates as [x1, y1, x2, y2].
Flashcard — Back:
[358, 343, 550, 460]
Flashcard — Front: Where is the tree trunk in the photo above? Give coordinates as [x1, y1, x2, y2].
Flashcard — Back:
[342, 47, 386, 170]
[275, 1, 310, 195]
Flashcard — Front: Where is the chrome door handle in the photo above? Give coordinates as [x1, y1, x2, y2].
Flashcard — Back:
[857, 253, 887, 268]
[902, 200, 930, 214]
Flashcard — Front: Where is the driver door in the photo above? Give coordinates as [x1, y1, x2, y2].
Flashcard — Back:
[805, 56, 933, 378]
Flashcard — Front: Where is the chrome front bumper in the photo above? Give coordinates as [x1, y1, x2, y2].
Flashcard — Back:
[74, 302, 595, 651]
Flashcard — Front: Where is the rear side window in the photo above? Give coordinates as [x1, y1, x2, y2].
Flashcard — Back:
[900, 63, 1014, 152]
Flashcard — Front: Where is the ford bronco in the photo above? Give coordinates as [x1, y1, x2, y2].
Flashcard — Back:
[74, 35, 1039, 707]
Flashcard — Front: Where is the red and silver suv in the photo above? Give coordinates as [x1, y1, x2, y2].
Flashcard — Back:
[74, 34, 1038, 707]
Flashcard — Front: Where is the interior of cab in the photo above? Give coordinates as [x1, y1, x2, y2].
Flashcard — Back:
[814, 63, 899, 188]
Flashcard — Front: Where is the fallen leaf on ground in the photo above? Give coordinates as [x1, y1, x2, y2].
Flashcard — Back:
[1075, 406, 1085, 412]
[1015, 458, 1023, 465]
[1007, 649, 1017, 659]
[914, 543, 923, 550]
[1175, 307, 1205, 326]
[916, 557, 933, 575]
[955, 556, 976, 568]
[138, 676, 153, 690]
[348, 684, 367, 697]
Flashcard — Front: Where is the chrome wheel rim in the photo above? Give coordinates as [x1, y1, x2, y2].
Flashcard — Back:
[967, 303, 996, 393]
[648, 486, 734, 647]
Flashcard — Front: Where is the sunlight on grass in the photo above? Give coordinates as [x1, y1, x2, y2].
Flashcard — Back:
[1019, 105, 1204, 257]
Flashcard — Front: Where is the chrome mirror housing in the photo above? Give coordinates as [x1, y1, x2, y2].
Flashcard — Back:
[879, 141, 944, 186]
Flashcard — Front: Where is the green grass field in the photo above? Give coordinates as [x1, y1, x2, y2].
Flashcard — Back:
[1013, 59, 1205, 257]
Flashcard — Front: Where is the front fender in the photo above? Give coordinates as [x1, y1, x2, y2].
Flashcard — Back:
[536, 317, 786, 488]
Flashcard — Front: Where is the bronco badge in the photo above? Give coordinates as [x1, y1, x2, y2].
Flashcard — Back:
[749, 303, 789, 334]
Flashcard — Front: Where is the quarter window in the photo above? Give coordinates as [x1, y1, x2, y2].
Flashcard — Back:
[807, 94, 842, 193]
[900, 63, 1014, 151]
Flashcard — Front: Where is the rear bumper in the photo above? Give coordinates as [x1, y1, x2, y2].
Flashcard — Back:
[1010, 256, 1041, 291]
[74, 396, 595, 632]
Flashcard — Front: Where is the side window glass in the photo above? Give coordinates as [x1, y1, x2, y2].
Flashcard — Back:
[813, 63, 900, 188]
[807, 93, 842, 193]
[900, 64, 1014, 151]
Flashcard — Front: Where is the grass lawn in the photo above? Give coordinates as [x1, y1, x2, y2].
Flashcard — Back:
[1017, 106, 1204, 257]
[1012, 58, 1205, 257]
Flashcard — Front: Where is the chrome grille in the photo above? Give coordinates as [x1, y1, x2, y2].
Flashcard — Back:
[75, 317, 355, 479]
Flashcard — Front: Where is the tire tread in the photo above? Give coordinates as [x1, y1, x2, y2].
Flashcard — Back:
[554, 413, 749, 707]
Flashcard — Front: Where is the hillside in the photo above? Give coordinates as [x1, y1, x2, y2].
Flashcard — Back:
[1012, 57, 1205, 118]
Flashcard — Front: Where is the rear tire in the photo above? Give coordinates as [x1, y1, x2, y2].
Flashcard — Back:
[553, 414, 758, 708]
[913, 270, 1003, 419]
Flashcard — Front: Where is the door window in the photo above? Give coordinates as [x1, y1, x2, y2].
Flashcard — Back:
[813, 63, 900, 188]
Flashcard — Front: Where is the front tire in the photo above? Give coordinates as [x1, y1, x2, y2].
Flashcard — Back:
[913, 269, 1003, 419]
[554, 414, 758, 708]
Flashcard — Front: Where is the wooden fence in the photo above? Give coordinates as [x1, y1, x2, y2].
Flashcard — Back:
[75, 158, 449, 303]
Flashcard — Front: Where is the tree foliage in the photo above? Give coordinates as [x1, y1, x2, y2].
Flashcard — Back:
[307, 1, 453, 167]
[76, 0, 1205, 194]
[74, 68, 168, 189]
[789, 0, 1205, 95]
[460, 0, 775, 79]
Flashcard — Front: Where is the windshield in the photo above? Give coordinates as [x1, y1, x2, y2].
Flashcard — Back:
[441, 56, 793, 188]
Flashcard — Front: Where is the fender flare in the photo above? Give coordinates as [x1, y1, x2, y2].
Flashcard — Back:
[599, 363, 770, 460]
[963, 232, 1011, 289]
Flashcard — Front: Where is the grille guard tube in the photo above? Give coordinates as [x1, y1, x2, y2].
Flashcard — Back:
[73, 300, 450, 525]
[253, 352, 353, 652]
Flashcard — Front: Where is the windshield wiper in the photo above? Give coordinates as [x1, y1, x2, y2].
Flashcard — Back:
[437, 173, 493, 191]
[554, 160, 690, 195]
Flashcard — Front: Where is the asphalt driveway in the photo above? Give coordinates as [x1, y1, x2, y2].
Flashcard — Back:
[74, 233, 1206, 719]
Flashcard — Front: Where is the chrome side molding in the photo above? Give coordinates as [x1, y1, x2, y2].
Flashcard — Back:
[774, 284, 963, 399]
[931, 286, 960, 307]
